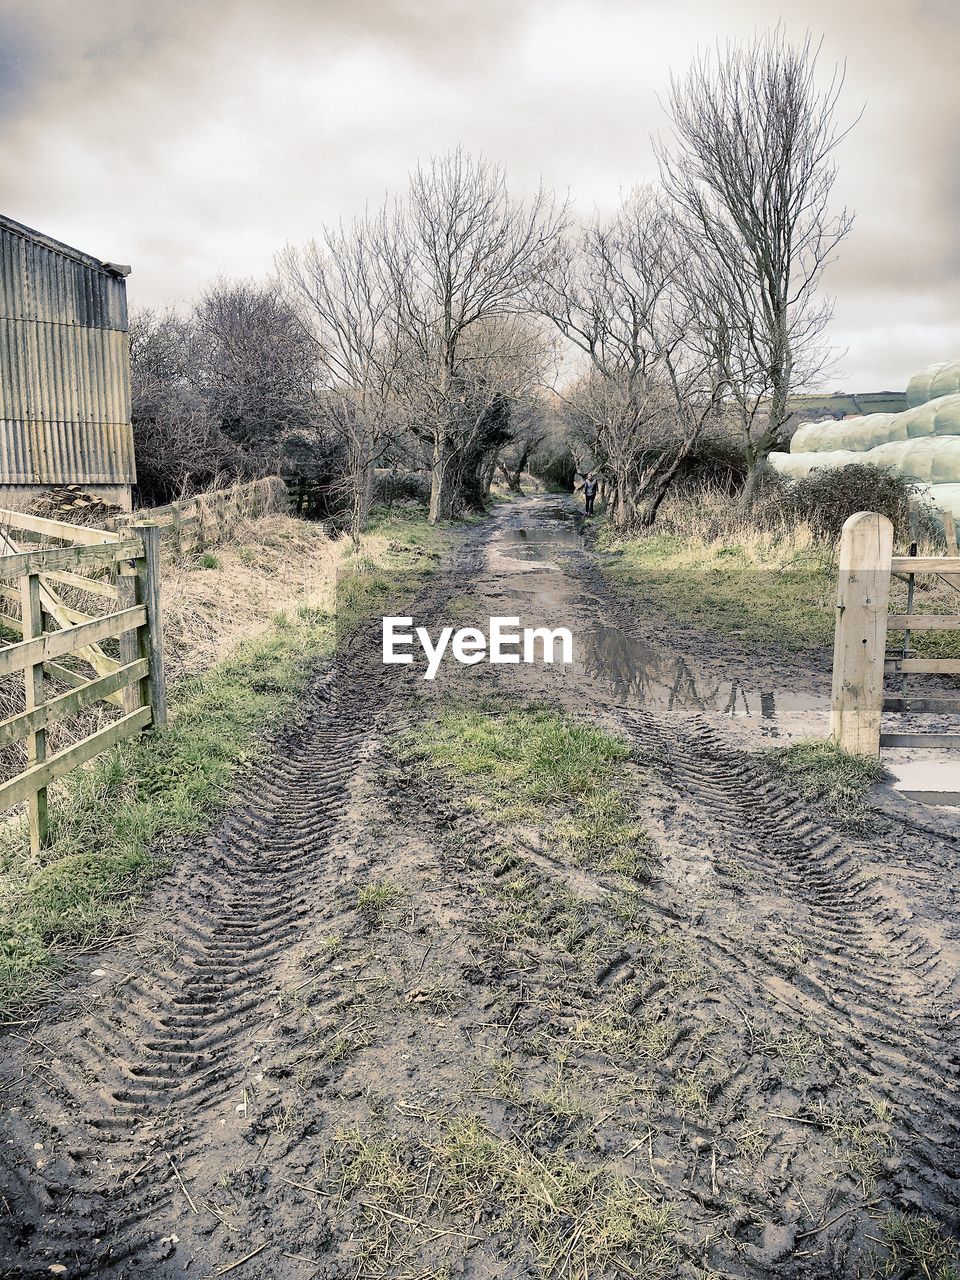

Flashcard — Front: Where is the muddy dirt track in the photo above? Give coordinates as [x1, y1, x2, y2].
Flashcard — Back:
[1, 497, 959, 1279]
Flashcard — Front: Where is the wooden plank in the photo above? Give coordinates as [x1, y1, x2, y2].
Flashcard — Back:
[137, 525, 167, 729]
[21, 572, 48, 852]
[0, 660, 149, 747]
[0, 509, 120, 545]
[884, 694, 960, 713]
[43, 569, 119, 600]
[117, 556, 143, 714]
[0, 707, 152, 813]
[0, 583, 92, 628]
[880, 732, 960, 749]
[830, 512, 893, 757]
[0, 539, 143, 580]
[887, 614, 960, 630]
[884, 658, 960, 674]
[0, 606, 145, 678]
[891, 556, 960, 573]
[944, 510, 959, 557]
[44, 660, 94, 689]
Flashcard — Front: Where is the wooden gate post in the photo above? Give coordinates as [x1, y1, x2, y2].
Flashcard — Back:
[830, 511, 894, 757]
[20, 569, 48, 853]
[135, 523, 168, 730]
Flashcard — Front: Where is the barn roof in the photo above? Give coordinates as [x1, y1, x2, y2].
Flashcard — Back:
[0, 212, 131, 279]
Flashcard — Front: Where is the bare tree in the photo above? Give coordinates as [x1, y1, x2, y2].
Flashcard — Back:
[539, 188, 723, 528]
[194, 279, 318, 462]
[392, 313, 552, 512]
[280, 213, 401, 547]
[129, 308, 247, 504]
[659, 30, 856, 501]
[381, 148, 567, 521]
[497, 401, 546, 495]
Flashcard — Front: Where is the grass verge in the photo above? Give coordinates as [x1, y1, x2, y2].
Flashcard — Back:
[0, 504, 445, 1015]
[766, 739, 887, 828]
[597, 524, 834, 652]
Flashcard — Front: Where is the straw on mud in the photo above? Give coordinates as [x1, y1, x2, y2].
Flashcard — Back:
[167, 1154, 198, 1214]
[204, 1200, 240, 1232]
[796, 1199, 883, 1242]
[365, 1202, 480, 1243]
[277, 1175, 328, 1198]
[120, 1157, 152, 1187]
[767, 1111, 820, 1125]
[216, 1243, 267, 1275]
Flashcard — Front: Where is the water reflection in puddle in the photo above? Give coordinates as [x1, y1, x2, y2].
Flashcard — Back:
[886, 758, 960, 807]
[490, 503, 960, 805]
[498, 520, 582, 561]
[487, 503, 829, 736]
[579, 625, 816, 725]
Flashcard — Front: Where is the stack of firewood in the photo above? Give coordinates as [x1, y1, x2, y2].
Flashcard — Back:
[29, 485, 124, 525]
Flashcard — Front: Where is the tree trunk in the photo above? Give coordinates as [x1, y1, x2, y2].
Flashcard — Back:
[636, 453, 688, 526]
[429, 429, 454, 522]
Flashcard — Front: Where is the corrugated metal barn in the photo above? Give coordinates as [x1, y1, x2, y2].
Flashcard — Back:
[0, 213, 136, 510]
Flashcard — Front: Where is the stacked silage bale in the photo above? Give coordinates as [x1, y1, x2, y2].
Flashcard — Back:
[906, 357, 960, 407]
[768, 359, 960, 520]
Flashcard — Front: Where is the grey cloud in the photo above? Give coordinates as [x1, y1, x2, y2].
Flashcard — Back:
[0, 0, 956, 390]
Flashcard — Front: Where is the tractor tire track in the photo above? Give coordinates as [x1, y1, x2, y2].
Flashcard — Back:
[0, 540, 479, 1278]
[622, 709, 960, 1223]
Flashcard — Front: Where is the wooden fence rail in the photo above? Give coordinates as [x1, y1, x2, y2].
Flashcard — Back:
[0, 510, 166, 852]
[113, 476, 288, 554]
[831, 509, 960, 755]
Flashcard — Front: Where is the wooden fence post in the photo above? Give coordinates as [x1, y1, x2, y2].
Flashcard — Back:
[830, 511, 894, 757]
[20, 570, 48, 853]
[135, 524, 168, 730]
[117, 547, 141, 714]
[944, 509, 959, 557]
[171, 502, 183, 559]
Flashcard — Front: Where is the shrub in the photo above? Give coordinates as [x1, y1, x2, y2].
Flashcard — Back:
[670, 432, 748, 494]
[782, 464, 939, 544]
[374, 470, 432, 508]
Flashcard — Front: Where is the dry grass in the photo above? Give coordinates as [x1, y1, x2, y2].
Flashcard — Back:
[652, 482, 823, 563]
[601, 482, 960, 654]
[160, 513, 340, 681]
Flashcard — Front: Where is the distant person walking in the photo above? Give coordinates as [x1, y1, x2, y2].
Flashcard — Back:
[579, 473, 598, 516]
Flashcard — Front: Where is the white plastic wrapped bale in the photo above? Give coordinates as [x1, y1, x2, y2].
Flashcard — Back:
[790, 394, 960, 454]
[906, 358, 960, 407]
[932, 359, 960, 400]
[789, 413, 903, 454]
[769, 450, 864, 478]
[927, 484, 960, 522]
[857, 437, 960, 482]
[773, 436, 960, 483]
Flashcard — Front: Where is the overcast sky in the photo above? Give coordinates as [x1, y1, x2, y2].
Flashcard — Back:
[1, 0, 957, 390]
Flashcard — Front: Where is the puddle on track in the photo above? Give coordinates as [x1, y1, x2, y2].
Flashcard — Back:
[484, 501, 829, 738]
[486, 500, 960, 806]
[885, 755, 960, 807]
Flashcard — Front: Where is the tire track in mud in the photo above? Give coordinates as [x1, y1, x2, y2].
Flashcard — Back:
[1, 671, 379, 1275]
[0, 544, 478, 1278]
[392, 691, 959, 1274]
[396, 501, 960, 1272]
[3, 498, 959, 1279]
[621, 709, 960, 1225]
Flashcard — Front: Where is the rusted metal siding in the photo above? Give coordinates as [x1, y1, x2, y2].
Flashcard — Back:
[0, 214, 136, 488]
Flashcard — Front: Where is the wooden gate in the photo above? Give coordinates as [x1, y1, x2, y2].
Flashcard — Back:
[831, 510, 960, 755]
[0, 510, 166, 852]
